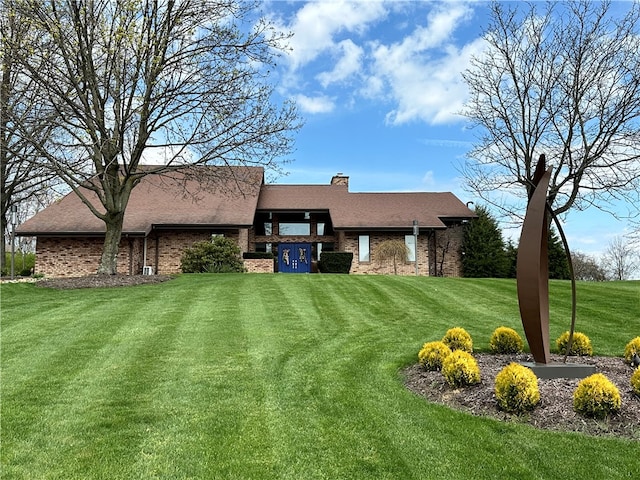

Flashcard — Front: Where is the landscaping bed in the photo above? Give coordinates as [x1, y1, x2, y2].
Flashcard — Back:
[404, 352, 640, 441]
[36, 274, 173, 289]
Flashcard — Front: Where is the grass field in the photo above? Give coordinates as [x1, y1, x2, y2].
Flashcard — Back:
[1, 274, 639, 479]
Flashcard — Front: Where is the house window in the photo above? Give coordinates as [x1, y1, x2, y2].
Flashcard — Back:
[405, 235, 416, 262]
[359, 235, 370, 262]
[264, 222, 272, 235]
[317, 223, 325, 236]
[255, 242, 272, 253]
[279, 223, 311, 235]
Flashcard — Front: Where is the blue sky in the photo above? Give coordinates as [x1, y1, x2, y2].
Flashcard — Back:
[259, 0, 638, 260]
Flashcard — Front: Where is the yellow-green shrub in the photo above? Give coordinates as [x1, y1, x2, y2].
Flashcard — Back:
[418, 341, 452, 371]
[556, 331, 593, 356]
[631, 368, 640, 397]
[494, 363, 540, 413]
[442, 327, 473, 353]
[441, 350, 481, 387]
[624, 337, 640, 365]
[489, 327, 524, 354]
[573, 373, 621, 419]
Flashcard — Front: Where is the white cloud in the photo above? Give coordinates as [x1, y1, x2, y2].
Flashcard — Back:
[369, 3, 481, 125]
[294, 94, 336, 114]
[422, 170, 436, 187]
[270, 1, 484, 124]
[274, 0, 387, 70]
[419, 137, 474, 149]
[317, 39, 364, 87]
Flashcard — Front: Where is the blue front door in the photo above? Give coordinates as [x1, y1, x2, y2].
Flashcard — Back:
[278, 243, 311, 273]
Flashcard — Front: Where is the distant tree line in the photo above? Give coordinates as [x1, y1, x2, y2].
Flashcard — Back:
[461, 206, 638, 281]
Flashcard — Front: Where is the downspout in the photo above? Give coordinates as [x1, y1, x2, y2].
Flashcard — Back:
[128, 238, 133, 275]
[155, 235, 160, 274]
[143, 235, 148, 271]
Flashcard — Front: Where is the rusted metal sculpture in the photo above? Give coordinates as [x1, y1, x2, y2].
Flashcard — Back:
[517, 155, 595, 378]
[517, 155, 553, 364]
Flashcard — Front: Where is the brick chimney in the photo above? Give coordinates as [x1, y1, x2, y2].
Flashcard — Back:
[331, 173, 349, 187]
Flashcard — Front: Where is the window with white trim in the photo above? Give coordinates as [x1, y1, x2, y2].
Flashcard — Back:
[359, 235, 370, 262]
[405, 235, 416, 262]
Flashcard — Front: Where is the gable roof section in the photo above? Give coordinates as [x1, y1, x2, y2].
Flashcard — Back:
[330, 192, 474, 229]
[17, 166, 264, 236]
[256, 184, 348, 211]
[257, 185, 474, 229]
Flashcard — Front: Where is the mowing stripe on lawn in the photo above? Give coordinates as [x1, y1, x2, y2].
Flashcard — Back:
[1, 276, 638, 479]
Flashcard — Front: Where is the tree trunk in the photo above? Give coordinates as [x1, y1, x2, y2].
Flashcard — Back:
[0, 219, 6, 274]
[97, 212, 125, 275]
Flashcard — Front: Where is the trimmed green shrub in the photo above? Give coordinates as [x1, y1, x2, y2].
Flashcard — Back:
[623, 337, 640, 365]
[556, 331, 593, 356]
[318, 252, 353, 274]
[573, 373, 621, 419]
[494, 363, 540, 413]
[442, 327, 473, 353]
[441, 350, 481, 387]
[181, 238, 246, 273]
[242, 252, 275, 259]
[418, 341, 452, 371]
[631, 368, 640, 397]
[489, 327, 524, 354]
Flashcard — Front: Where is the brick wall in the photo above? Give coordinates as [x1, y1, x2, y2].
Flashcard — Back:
[34, 226, 464, 278]
[36, 230, 242, 277]
[341, 228, 464, 276]
[244, 258, 275, 273]
[146, 230, 241, 274]
[433, 225, 464, 277]
[35, 237, 143, 277]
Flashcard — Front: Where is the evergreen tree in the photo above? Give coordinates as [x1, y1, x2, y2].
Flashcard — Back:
[548, 228, 570, 280]
[509, 228, 571, 280]
[462, 205, 508, 278]
[505, 240, 518, 279]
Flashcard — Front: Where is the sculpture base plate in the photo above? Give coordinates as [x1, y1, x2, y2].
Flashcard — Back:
[520, 362, 596, 379]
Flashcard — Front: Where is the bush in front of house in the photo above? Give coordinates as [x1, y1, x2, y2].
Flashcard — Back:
[181, 238, 246, 273]
[494, 363, 540, 414]
[489, 327, 524, 354]
[418, 341, 452, 371]
[555, 331, 593, 356]
[573, 373, 621, 419]
[624, 336, 640, 365]
[318, 252, 353, 273]
[441, 350, 481, 387]
[442, 327, 473, 353]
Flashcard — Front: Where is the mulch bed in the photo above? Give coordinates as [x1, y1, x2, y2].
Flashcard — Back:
[35, 274, 173, 289]
[404, 353, 640, 441]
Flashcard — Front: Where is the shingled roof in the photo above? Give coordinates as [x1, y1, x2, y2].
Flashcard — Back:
[17, 166, 265, 236]
[257, 184, 474, 229]
[17, 167, 475, 236]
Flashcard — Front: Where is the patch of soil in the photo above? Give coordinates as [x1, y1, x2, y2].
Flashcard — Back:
[404, 353, 640, 441]
[36, 274, 173, 290]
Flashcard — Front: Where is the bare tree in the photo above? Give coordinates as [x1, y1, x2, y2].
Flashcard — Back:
[9, 0, 300, 274]
[462, 1, 640, 223]
[572, 251, 606, 282]
[602, 236, 639, 281]
[1, 0, 60, 274]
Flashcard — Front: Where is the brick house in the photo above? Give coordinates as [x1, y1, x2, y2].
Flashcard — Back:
[16, 166, 476, 277]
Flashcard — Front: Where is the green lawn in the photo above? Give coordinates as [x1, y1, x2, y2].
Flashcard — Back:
[1, 275, 638, 479]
